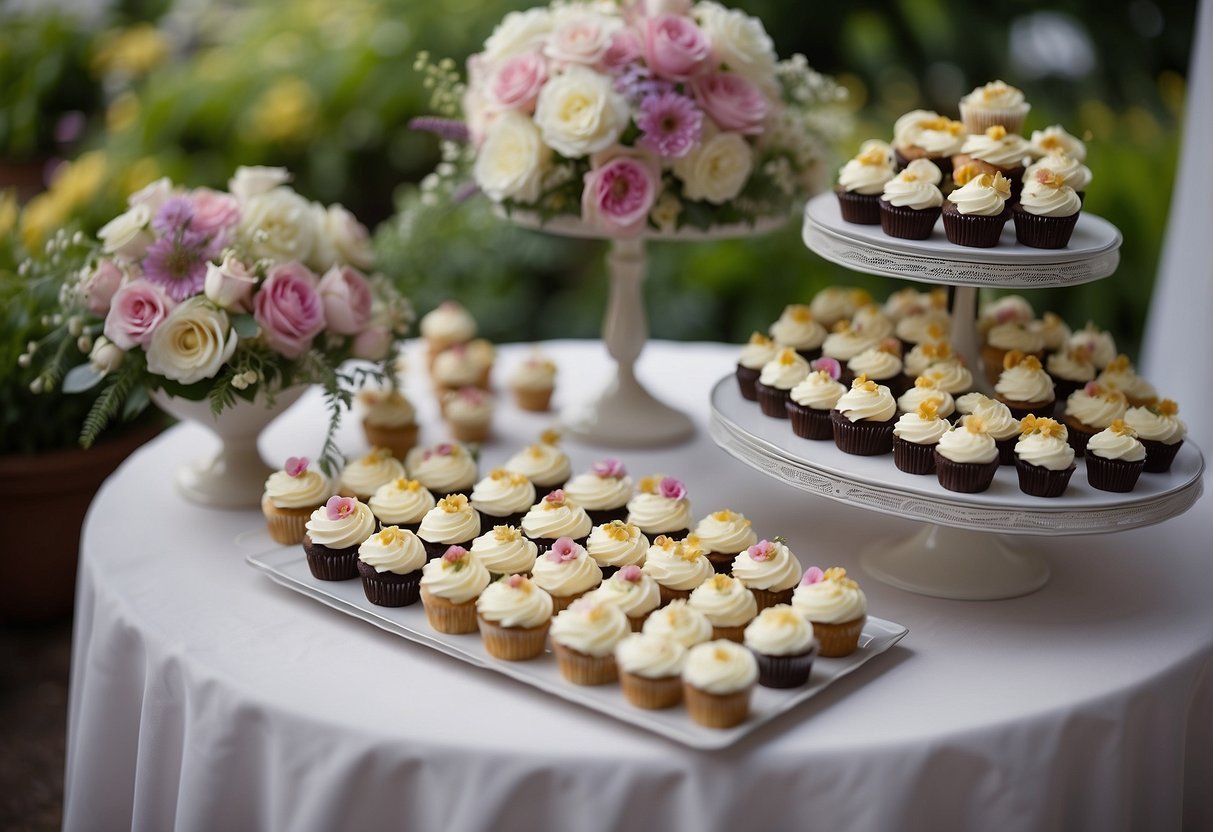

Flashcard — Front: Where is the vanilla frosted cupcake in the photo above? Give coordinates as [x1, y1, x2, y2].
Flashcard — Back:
[847, 338, 906, 396]
[1024, 152, 1092, 198]
[821, 322, 880, 382]
[769, 303, 827, 360]
[419, 545, 491, 634]
[994, 351, 1056, 420]
[1125, 399, 1186, 472]
[958, 125, 1031, 186]
[585, 520, 648, 575]
[682, 640, 759, 729]
[1095, 355, 1158, 408]
[982, 322, 1045, 384]
[1046, 346, 1096, 403]
[615, 633, 687, 709]
[504, 432, 571, 490]
[627, 475, 692, 538]
[549, 598, 631, 685]
[1086, 419, 1146, 492]
[509, 353, 557, 412]
[879, 159, 944, 239]
[896, 311, 951, 352]
[432, 344, 483, 395]
[1014, 169, 1082, 248]
[1064, 383, 1128, 456]
[835, 141, 896, 224]
[521, 489, 593, 553]
[470, 468, 535, 527]
[357, 526, 427, 607]
[368, 477, 435, 532]
[417, 493, 481, 560]
[831, 375, 898, 456]
[694, 509, 758, 574]
[1066, 322, 1118, 370]
[792, 566, 867, 658]
[444, 387, 494, 443]
[469, 525, 538, 577]
[787, 363, 848, 440]
[406, 442, 478, 499]
[892, 110, 965, 173]
[642, 535, 715, 605]
[902, 334, 954, 378]
[942, 169, 1012, 248]
[476, 574, 553, 661]
[563, 458, 633, 525]
[744, 604, 818, 688]
[730, 538, 803, 611]
[893, 400, 951, 475]
[922, 357, 974, 396]
[1035, 312, 1074, 353]
[262, 456, 332, 545]
[958, 80, 1030, 134]
[969, 395, 1022, 464]
[530, 536, 603, 612]
[357, 389, 418, 460]
[935, 415, 1000, 493]
[303, 495, 377, 581]
[979, 294, 1035, 335]
[897, 376, 955, 419]
[810, 286, 871, 327]
[583, 564, 661, 631]
[755, 346, 810, 418]
[1014, 416, 1076, 497]
[420, 300, 476, 365]
[642, 599, 713, 648]
[688, 574, 758, 643]
[1029, 124, 1087, 161]
[736, 332, 778, 400]
[338, 447, 406, 500]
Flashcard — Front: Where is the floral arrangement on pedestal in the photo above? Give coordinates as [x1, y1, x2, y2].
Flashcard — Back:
[22, 165, 413, 473]
[413, 0, 847, 236]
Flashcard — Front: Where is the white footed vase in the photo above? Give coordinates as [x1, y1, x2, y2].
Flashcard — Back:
[149, 386, 307, 509]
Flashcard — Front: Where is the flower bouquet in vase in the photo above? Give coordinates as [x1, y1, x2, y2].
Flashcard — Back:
[413, 0, 847, 446]
[25, 166, 413, 508]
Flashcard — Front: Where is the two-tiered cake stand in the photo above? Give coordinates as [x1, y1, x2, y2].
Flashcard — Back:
[709, 193, 1204, 600]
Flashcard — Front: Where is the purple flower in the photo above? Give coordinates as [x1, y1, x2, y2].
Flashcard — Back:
[636, 92, 702, 158]
[152, 196, 196, 236]
[592, 458, 627, 479]
[407, 117, 471, 144]
[613, 64, 675, 104]
[658, 477, 686, 500]
[141, 232, 213, 301]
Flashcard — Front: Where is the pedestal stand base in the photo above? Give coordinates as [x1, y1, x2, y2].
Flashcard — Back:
[860, 524, 1050, 600]
[173, 452, 277, 509]
[562, 370, 695, 448]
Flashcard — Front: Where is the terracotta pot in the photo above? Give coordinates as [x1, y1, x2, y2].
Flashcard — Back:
[0, 423, 160, 622]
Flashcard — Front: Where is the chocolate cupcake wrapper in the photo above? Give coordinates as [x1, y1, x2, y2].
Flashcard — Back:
[551, 641, 618, 685]
[357, 561, 422, 607]
[942, 204, 1010, 248]
[1141, 438, 1183, 473]
[477, 617, 550, 661]
[879, 201, 941, 240]
[711, 624, 748, 644]
[894, 147, 953, 177]
[1064, 418, 1098, 457]
[1086, 455, 1144, 492]
[302, 539, 360, 581]
[619, 671, 683, 709]
[657, 585, 692, 607]
[813, 617, 866, 658]
[934, 453, 1000, 493]
[706, 552, 737, 575]
[831, 410, 896, 456]
[835, 187, 882, 225]
[893, 438, 938, 475]
[585, 506, 629, 526]
[1013, 207, 1080, 249]
[755, 381, 790, 419]
[421, 537, 475, 560]
[683, 684, 752, 728]
[1015, 459, 1076, 498]
[998, 397, 1056, 422]
[787, 401, 834, 440]
[752, 648, 816, 689]
[996, 437, 1018, 466]
[735, 364, 761, 401]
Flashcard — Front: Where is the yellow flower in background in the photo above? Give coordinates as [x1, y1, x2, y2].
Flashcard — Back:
[92, 24, 170, 78]
[0, 190, 18, 237]
[107, 93, 142, 134]
[17, 152, 108, 250]
[248, 77, 318, 144]
[122, 158, 161, 198]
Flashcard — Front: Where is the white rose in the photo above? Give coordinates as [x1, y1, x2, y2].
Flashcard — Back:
[97, 203, 153, 260]
[544, 12, 620, 65]
[474, 111, 551, 203]
[204, 253, 258, 311]
[305, 201, 336, 272]
[237, 186, 316, 264]
[650, 191, 683, 232]
[482, 7, 554, 66]
[146, 297, 238, 385]
[673, 130, 754, 204]
[88, 336, 125, 374]
[644, 0, 693, 15]
[324, 204, 375, 270]
[695, 2, 779, 96]
[228, 166, 292, 203]
[127, 177, 174, 212]
[533, 65, 629, 159]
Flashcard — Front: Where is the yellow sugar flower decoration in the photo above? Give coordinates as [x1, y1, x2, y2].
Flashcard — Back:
[1003, 349, 1026, 370]
[832, 320, 852, 334]
[788, 304, 812, 323]
[878, 338, 902, 356]
[711, 509, 737, 522]
[438, 494, 470, 512]
[925, 322, 947, 341]
[376, 526, 408, 546]
[985, 125, 1008, 140]
[748, 331, 772, 346]
[540, 429, 562, 446]
[991, 172, 1013, 199]
[708, 574, 734, 592]
[363, 447, 392, 464]
[1104, 355, 1132, 374]
[770, 608, 803, 628]
[852, 374, 877, 393]
[1034, 169, 1067, 189]
[850, 289, 873, 307]
[1067, 345, 1093, 363]
[394, 477, 423, 492]
[493, 525, 522, 542]
[929, 288, 949, 309]
[1156, 399, 1179, 417]
[963, 414, 989, 434]
[915, 399, 941, 421]
[953, 163, 983, 187]
[602, 521, 633, 541]
[922, 341, 952, 360]
[1108, 419, 1137, 437]
[914, 375, 941, 390]
[639, 475, 663, 494]
[777, 348, 798, 365]
[856, 147, 888, 166]
[822, 566, 859, 589]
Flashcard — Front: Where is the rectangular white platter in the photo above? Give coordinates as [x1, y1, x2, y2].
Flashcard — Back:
[248, 545, 909, 750]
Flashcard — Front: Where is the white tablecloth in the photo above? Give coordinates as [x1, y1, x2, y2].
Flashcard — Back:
[65, 341, 1213, 832]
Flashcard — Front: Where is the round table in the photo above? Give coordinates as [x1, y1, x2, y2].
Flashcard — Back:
[64, 340, 1213, 832]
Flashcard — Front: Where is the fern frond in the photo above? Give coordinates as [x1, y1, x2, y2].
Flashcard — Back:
[79, 353, 146, 448]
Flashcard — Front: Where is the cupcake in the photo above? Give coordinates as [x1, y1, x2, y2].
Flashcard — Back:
[1013, 416, 1076, 497]
[470, 468, 535, 528]
[641, 535, 715, 606]
[688, 575, 758, 643]
[791, 566, 867, 658]
[682, 640, 759, 729]
[821, 322, 880, 385]
[969, 396, 1022, 464]
[585, 520, 649, 575]
[893, 400, 951, 475]
[755, 347, 810, 419]
[357, 389, 419, 460]
[1086, 420, 1147, 492]
[1024, 152, 1092, 200]
[1125, 399, 1186, 473]
[693, 509, 758, 575]
[419, 545, 491, 634]
[902, 331, 953, 376]
[847, 339, 907, 398]
[958, 80, 1031, 135]
[835, 141, 896, 224]
[521, 489, 593, 553]
[549, 598, 631, 685]
[769, 304, 827, 361]
[787, 363, 848, 440]
[417, 493, 482, 560]
[420, 300, 476, 366]
[891, 110, 965, 175]
[302, 496, 377, 581]
[878, 159, 944, 240]
[942, 169, 1012, 248]
[1096, 355, 1159, 408]
[615, 633, 687, 709]
[883, 287, 935, 322]
[475, 574, 553, 661]
[368, 477, 435, 533]
[982, 322, 1046, 385]
[504, 432, 571, 491]
[530, 536, 603, 612]
[464, 338, 496, 389]
[978, 294, 1035, 336]
[1014, 169, 1082, 249]
[627, 475, 692, 539]
[1066, 322, 1118, 371]
[897, 376, 956, 420]
[921, 358, 975, 398]
[563, 458, 633, 526]
[831, 375, 898, 456]
[744, 605, 818, 689]
[1031, 311, 1072, 354]
[406, 442, 478, 500]
[934, 415, 1001, 493]
[469, 525, 538, 578]
[432, 344, 483, 398]
[1028, 124, 1087, 161]
[1063, 383, 1128, 456]
[1046, 347, 1096, 405]
[337, 447, 406, 501]
[443, 386, 494, 444]
[262, 456, 332, 545]
[642, 599, 713, 648]
[583, 564, 661, 631]
[956, 125, 1032, 194]
[509, 353, 557, 412]
[730, 538, 803, 611]
[896, 310, 952, 353]
[810, 286, 871, 328]
[994, 351, 1056, 420]
[357, 526, 427, 607]
[735, 332, 778, 401]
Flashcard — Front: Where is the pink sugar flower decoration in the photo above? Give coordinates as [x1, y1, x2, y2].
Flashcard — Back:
[544, 489, 566, 503]
[285, 456, 309, 478]
[546, 537, 581, 563]
[325, 496, 358, 520]
[747, 540, 776, 562]
[443, 545, 469, 563]
[812, 357, 842, 380]
[635, 91, 702, 158]
[592, 458, 627, 479]
[1083, 381, 1101, 397]
[425, 443, 455, 461]
[801, 566, 825, 586]
[658, 477, 686, 500]
[506, 574, 526, 589]
[618, 564, 643, 583]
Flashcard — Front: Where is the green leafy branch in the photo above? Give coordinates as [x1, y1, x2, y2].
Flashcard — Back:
[79, 350, 146, 448]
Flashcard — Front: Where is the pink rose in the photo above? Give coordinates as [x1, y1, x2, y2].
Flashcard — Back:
[103, 279, 175, 350]
[352, 324, 393, 361]
[254, 262, 325, 358]
[690, 72, 769, 135]
[643, 15, 710, 81]
[317, 265, 373, 335]
[189, 188, 241, 237]
[545, 18, 614, 66]
[84, 259, 124, 317]
[203, 253, 257, 311]
[490, 51, 548, 113]
[602, 29, 642, 73]
[581, 149, 661, 236]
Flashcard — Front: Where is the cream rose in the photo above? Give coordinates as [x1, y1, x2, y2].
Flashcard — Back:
[238, 187, 317, 264]
[228, 166, 292, 203]
[482, 7, 554, 66]
[324, 204, 375, 270]
[474, 111, 551, 203]
[97, 204, 152, 259]
[126, 177, 173, 213]
[673, 130, 753, 204]
[533, 65, 630, 159]
[695, 1, 778, 95]
[204, 253, 258, 311]
[146, 297, 238, 384]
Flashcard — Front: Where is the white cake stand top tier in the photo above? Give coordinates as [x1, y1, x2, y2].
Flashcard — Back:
[802, 192, 1123, 287]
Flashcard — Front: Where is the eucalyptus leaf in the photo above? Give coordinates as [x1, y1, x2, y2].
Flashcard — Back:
[232, 314, 260, 339]
[62, 362, 105, 393]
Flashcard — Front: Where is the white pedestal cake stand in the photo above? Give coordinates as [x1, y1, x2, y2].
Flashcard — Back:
[507, 211, 787, 447]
